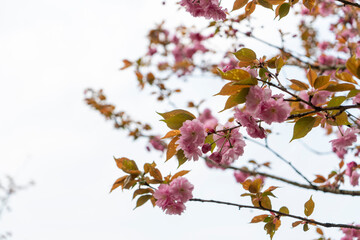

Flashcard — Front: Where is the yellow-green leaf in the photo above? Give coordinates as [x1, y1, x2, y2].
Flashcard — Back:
[135, 195, 152, 209]
[261, 195, 272, 209]
[233, 48, 257, 62]
[218, 68, 251, 81]
[314, 76, 330, 89]
[291, 116, 316, 141]
[278, 3, 290, 19]
[110, 176, 127, 193]
[279, 206, 289, 215]
[162, 130, 181, 139]
[258, 0, 273, 9]
[215, 82, 252, 96]
[133, 188, 153, 199]
[336, 71, 358, 84]
[249, 178, 262, 193]
[232, 0, 249, 11]
[250, 214, 269, 223]
[325, 83, 355, 92]
[171, 170, 190, 181]
[166, 136, 179, 161]
[303, 0, 315, 10]
[158, 109, 196, 130]
[304, 196, 315, 217]
[221, 88, 250, 112]
[346, 55, 360, 79]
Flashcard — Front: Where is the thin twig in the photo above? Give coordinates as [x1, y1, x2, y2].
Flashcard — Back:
[243, 136, 315, 187]
[190, 198, 360, 230]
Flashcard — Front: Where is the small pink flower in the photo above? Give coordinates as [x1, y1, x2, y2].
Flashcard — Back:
[330, 128, 359, 155]
[234, 170, 250, 183]
[318, 54, 336, 66]
[245, 86, 271, 114]
[311, 91, 332, 106]
[234, 109, 265, 138]
[318, 41, 330, 51]
[213, 123, 246, 165]
[257, 98, 291, 124]
[170, 177, 194, 202]
[178, 119, 206, 161]
[345, 161, 357, 176]
[199, 108, 218, 131]
[350, 171, 359, 186]
[153, 184, 173, 210]
[149, 136, 166, 152]
[179, 0, 226, 21]
[165, 202, 186, 215]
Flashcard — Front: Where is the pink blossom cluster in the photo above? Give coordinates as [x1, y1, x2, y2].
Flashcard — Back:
[345, 161, 359, 186]
[209, 122, 246, 165]
[318, 54, 336, 66]
[318, 0, 334, 17]
[148, 136, 166, 152]
[171, 31, 209, 75]
[234, 170, 250, 183]
[341, 226, 360, 240]
[330, 128, 359, 159]
[198, 108, 218, 132]
[153, 177, 194, 215]
[178, 119, 207, 160]
[234, 109, 266, 139]
[241, 86, 291, 125]
[299, 90, 332, 108]
[179, 0, 227, 21]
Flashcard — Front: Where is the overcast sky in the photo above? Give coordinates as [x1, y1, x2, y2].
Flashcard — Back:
[0, 0, 358, 239]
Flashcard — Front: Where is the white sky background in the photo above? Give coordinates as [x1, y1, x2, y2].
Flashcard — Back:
[0, 0, 358, 239]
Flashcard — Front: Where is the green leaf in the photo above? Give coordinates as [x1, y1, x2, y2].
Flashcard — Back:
[327, 96, 346, 108]
[304, 196, 315, 217]
[258, 0, 273, 9]
[218, 68, 252, 82]
[233, 48, 257, 62]
[176, 150, 187, 168]
[279, 206, 289, 215]
[264, 222, 276, 239]
[220, 88, 250, 112]
[325, 83, 355, 92]
[249, 178, 262, 193]
[347, 89, 360, 98]
[303, 223, 309, 232]
[278, 3, 290, 20]
[205, 135, 216, 152]
[133, 188, 152, 199]
[261, 195, 272, 209]
[314, 76, 330, 89]
[290, 116, 316, 142]
[158, 109, 195, 130]
[134, 195, 152, 209]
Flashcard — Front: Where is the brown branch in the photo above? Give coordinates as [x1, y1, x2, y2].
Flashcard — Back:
[335, 0, 360, 8]
[190, 198, 360, 230]
[288, 105, 360, 119]
[226, 166, 360, 196]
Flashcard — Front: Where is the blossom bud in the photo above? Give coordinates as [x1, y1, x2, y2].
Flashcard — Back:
[202, 143, 211, 154]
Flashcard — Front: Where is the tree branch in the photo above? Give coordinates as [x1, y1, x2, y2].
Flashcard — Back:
[190, 198, 360, 230]
[243, 136, 315, 187]
[335, 0, 360, 8]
